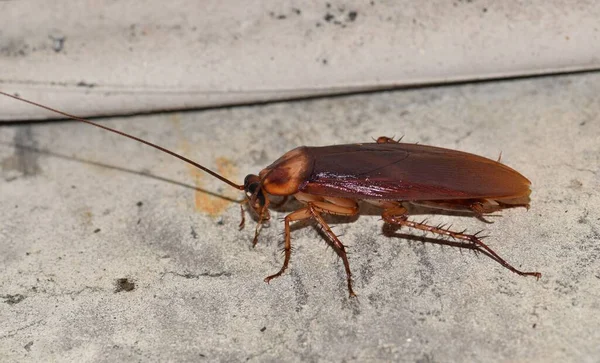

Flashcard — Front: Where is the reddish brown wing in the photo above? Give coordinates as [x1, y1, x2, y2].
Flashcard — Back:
[299, 143, 530, 201]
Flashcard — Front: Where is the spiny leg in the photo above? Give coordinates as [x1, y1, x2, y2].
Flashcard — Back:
[306, 203, 357, 297]
[264, 198, 359, 297]
[264, 207, 312, 283]
[382, 207, 541, 278]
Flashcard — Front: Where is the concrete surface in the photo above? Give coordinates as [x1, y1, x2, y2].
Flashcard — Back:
[1, 72, 599, 362]
[2, 0, 600, 120]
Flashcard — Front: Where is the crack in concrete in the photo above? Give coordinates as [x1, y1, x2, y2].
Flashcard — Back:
[0, 319, 45, 340]
[160, 271, 232, 279]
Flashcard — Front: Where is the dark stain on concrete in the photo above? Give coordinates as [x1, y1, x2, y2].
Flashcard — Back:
[2, 127, 41, 179]
[114, 278, 136, 293]
[1, 293, 26, 305]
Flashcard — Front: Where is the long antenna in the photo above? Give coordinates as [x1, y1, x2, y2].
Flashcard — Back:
[0, 90, 245, 190]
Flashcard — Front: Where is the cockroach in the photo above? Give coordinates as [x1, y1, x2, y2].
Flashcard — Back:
[1, 91, 541, 296]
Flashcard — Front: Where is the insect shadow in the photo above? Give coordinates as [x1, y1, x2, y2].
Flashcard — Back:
[0, 140, 238, 203]
[382, 227, 501, 265]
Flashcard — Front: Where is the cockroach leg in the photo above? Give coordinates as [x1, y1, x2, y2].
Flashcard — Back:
[252, 207, 266, 247]
[474, 214, 496, 224]
[265, 198, 359, 297]
[264, 207, 312, 284]
[470, 202, 498, 224]
[382, 207, 541, 279]
[307, 204, 357, 297]
[239, 201, 247, 230]
[252, 224, 261, 246]
[410, 199, 502, 224]
[252, 204, 269, 246]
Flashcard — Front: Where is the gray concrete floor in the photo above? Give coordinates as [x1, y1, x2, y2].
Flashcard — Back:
[1, 72, 599, 362]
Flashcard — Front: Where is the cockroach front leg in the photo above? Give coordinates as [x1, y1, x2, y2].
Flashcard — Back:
[382, 207, 541, 278]
[239, 202, 247, 230]
[252, 204, 270, 246]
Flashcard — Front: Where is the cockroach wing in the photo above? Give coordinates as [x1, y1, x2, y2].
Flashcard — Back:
[299, 143, 531, 201]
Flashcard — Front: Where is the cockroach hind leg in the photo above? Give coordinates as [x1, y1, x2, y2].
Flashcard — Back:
[469, 230, 542, 279]
[382, 207, 541, 279]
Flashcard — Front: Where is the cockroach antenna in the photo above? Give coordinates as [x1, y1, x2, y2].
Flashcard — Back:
[0, 91, 244, 190]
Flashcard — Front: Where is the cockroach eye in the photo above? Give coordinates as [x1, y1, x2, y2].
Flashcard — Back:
[244, 174, 260, 191]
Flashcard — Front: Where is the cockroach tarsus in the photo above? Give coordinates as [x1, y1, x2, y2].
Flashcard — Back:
[1, 91, 541, 297]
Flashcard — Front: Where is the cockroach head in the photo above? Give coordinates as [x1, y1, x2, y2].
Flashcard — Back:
[243, 174, 267, 213]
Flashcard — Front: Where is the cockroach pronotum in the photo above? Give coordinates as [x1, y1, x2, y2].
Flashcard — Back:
[1, 91, 541, 297]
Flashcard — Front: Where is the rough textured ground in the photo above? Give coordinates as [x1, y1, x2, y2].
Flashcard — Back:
[1, 72, 599, 362]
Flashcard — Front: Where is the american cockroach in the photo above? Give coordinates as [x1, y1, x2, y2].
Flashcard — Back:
[1, 91, 541, 297]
